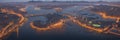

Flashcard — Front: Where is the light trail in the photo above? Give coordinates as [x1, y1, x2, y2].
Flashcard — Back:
[105, 26, 120, 36]
[0, 8, 26, 39]
[84, 6, 120, 35]
[30, 19, 65, 31]
[66, 15, 120, 36]
[93, 12, 120, 36]
[0, 22, 14, 38]
[97, 12, 120, 23]
[66, 15, 110, 33]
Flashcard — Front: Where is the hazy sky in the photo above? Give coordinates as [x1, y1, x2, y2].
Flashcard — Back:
[0, 0, 120, 2]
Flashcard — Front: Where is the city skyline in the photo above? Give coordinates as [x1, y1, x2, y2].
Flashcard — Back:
[0, 0, 120, 2]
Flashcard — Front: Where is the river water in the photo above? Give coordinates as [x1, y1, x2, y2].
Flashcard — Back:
[5, 5, 120, 40]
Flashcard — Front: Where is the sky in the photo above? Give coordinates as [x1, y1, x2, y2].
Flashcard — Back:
[0, 0, 120, 2]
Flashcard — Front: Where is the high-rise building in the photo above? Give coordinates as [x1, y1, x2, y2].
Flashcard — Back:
[31, 0, 34, 1]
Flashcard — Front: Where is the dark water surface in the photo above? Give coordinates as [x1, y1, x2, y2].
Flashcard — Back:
[5, 5, 120, 40]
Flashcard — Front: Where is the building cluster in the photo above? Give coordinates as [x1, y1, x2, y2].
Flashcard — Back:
[76, 10, 116, 28]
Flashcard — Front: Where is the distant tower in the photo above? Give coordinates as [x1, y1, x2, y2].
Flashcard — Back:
[81, 0, 84, 1]
[53, 0, 57, 2]
[31, 0, 34, 1]
[29, 0, 37, 2]
[99, 0, 103, 2]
